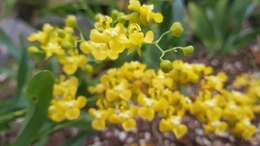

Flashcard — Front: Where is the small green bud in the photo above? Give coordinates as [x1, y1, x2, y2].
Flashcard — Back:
[160, 60, 173, 73]
[28, 46, 40, 53]
[111, 10, 124, 19]
[95, 14, 102, 21]
[58, 30, 65, 38]
[85, 64, 93, 74]
[65, 15, 77, 28]
[62, 41, 74, 49]
[181, 46, 194, 56]
[170, 22, 183, 37]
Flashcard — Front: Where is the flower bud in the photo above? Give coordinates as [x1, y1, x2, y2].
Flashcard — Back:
[111, 10, 124, 20]
[181, 46, 194, 56]
[28, 46, 40, 53]
[170, 22, 183, 37]
[65, 15, 77, 28]
[160, 60, 173, 73]
[84, 64, 93, 74]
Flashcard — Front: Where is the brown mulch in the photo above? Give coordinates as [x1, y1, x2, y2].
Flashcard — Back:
[84, 116, 260, 146]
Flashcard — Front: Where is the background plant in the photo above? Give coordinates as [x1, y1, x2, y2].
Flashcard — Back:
[187, 0, 260, 55]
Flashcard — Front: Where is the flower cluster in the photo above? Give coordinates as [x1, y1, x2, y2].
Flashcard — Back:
[89, 60, 260, 139]
[80, 0, 162, 61]
[126, 0, 163, 25]
[28, 16, 91, 75]
[48, 76, 87, 122]
[26, 0, 259, 140]
[27, 0, 187, 74]
[26, 0, 170, 123]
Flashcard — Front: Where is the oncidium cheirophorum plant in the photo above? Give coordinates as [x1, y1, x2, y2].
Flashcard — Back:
[27, 0, 260, 140]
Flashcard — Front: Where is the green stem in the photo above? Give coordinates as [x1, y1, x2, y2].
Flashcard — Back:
[155, 43, 165, 60]
[153, 30, 171, 60]
[164, 47, 182, 53]
[154, 30, 170, 44]
[152, 30, 183, 61]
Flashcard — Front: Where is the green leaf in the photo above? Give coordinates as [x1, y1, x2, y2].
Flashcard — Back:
[159, 1, 173, 48]
[33, 136, 49, 146]
[0, 109, 26, 125]
[12, 70, 54, 146]
[0, 28, 20, 60]
[213, 0, 228, 46]
[33, 113, 93, 145]
[233, 28, 260, 50]
[16, 37, 29, 99]
[63, 114, 94, 146]
[142, 45, 160, 69]
[187, 3, 215, 51]
[0, 36, 29, 119]
[63, 131, 93, 146]
[159, 0, 172, 34]
[230, 0, 252, 34]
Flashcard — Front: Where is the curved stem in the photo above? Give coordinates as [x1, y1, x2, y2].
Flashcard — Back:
[152, 30, 183, 61]
[154, 30, 170, 44]
[155, 43, 165, 60]
[164, 47, 182, 53]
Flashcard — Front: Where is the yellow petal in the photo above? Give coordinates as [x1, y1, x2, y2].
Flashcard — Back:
[122, 118, 136, 131]
[63, 63, 78, 75]
[138, 107, 154, 121]
[106, 89, 118, 101]
[173, 124, 187, 139]
[144, 31, 154, 43]
[119, 90, 132, 101]
[153, 13, 163, 23]
[90, 29, 109, 43]
[80, 41, 92, 54]
[159, 119, 172, 132]
[76, 96, 87, 109]
[50, 112, 65, 122]
[153, 98, 168, 111]
[129, 32, 144, 45]
[65, 108, 80, 120]
[109, 114, 124, 124]
[92, 119, 106, 130]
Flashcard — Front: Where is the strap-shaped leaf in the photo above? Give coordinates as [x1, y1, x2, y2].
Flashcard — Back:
[16, 37, 29, 99]
[12, 70, 54, 146]
[234, 28, 260, 50]
[0, 28, 20, 60]
[187, 3, 215, 50]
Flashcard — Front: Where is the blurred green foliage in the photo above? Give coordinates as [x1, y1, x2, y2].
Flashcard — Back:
[0, 0, 17, 17]
[187, 0, 260, 55]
